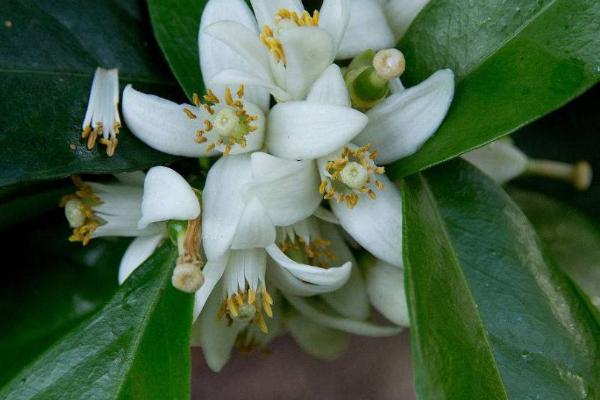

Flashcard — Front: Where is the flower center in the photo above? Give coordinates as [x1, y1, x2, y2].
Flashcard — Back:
[319, 145, 386, 209]
[214, 108, 240, 137]
[220, 286, 273, 333]
[280, 237, 335, 268]
[259, 8, 320, 64]
[340, 161, 369, 189]
[183, 85, 257, 155]
[60, 176, 101, 245]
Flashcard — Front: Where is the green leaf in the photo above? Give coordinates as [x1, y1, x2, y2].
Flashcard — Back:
[0, 216, 124, 386]
[148, 0, 208, 101]
[0, 242, 193, 399]
[402, 159, 600, 399]
[388, 0, 600, 179]
[0, 0, 177, 187]
[511, 190, 600, 311]
[0, 181, 70, 229]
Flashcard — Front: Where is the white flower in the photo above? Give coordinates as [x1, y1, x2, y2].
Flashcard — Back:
[380, 0, 430, 42]
[81, 67, 121, 156]
[265, 64, 368, 160]
[462, 138, 529, 184]
[337, 0, 430, 60]
[463, 138, 593, 190]
[365, 259, 410, 327]
[122, 0, 282, 158]
[122, 84, 266, 157]
[192, 214, 401, 370]
[202, 0, 351, 102]
[201, 152, 322, 260]
[66, 167, 202, 293]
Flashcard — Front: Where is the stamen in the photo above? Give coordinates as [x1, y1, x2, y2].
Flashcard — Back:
[220, 285, 274, 333]
[320, 145, 386, 208]
[188, 85, 257, 155]
[80, 68, 121, 157]
[60, 176, 102, 246]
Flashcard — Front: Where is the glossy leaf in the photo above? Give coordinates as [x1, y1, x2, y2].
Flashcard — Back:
[511, 190, 600, 310]
[0, 0, 177, 186]
[0, 215, 125, 386]
[388, 0, 600, 179]
[403, 159, 600, 399]
[147, 0, 208, 101]
[0, 242, 194, 399]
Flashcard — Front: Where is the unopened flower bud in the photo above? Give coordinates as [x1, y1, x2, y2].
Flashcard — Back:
[172, 262, 204, 293]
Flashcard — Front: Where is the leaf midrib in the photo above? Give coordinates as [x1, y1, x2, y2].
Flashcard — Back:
[412, 173, 509, 400]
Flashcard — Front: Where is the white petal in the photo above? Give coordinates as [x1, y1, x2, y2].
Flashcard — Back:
[231, 196, 276, 249]
[306, 64, 350, 107]
[285, 311, 349, 360]
[354, 69, 455, 164]
[331, 174, 403, 267]
[266, 244, 351, 287]
[366, 260, 409, 326]
[313, 207, 339, 224]
[118, 234, 164, 284]
[319, 222, 370, 320]
[286, 295, 402, 336]
[114, 171, 145, 186]
[267, 258, 345, 296]
[383, 0, 430, 41]
[193, 254, 228, 320]
[337, 0, 395, 59]
[122, 85, 218, 157]
[278, 26, 335, 100]
[462, 139, 528, 184]
[138, 167, 200, 229]
[389, 77, 405, 94]
[199, 0, 270, 111]
[250, 152, 322, 226]
[210, 69, 291, 102]
[203, 21, 272, 81]
[249, 0, 303, 29]
[202, 155, 252, 260]
[318, 0, 351, 52]
[266, 101, 367, 160]
[191, 282, 248, 372]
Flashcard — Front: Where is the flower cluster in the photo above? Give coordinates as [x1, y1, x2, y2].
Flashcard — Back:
[66, 0, 457, 371]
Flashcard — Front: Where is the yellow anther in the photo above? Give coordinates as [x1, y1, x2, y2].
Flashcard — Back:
[60, 176, 102, 246]
[183, 108, 197, 119]
[192, 93, 201, 106]
[237, 85, 245, 99]
[204, 89, 220, 104]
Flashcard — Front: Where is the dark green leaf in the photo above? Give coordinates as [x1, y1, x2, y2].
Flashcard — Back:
[402, 159, 600, 399]
[511, 190, 600, 312]
[388, 0, 600, 179]
[0, 215, 124, 385]
[0, 242, 193, 399]
[0, 181, 70, 229]
[148, 0, 208, 101]
[0, 0, 177, 187]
